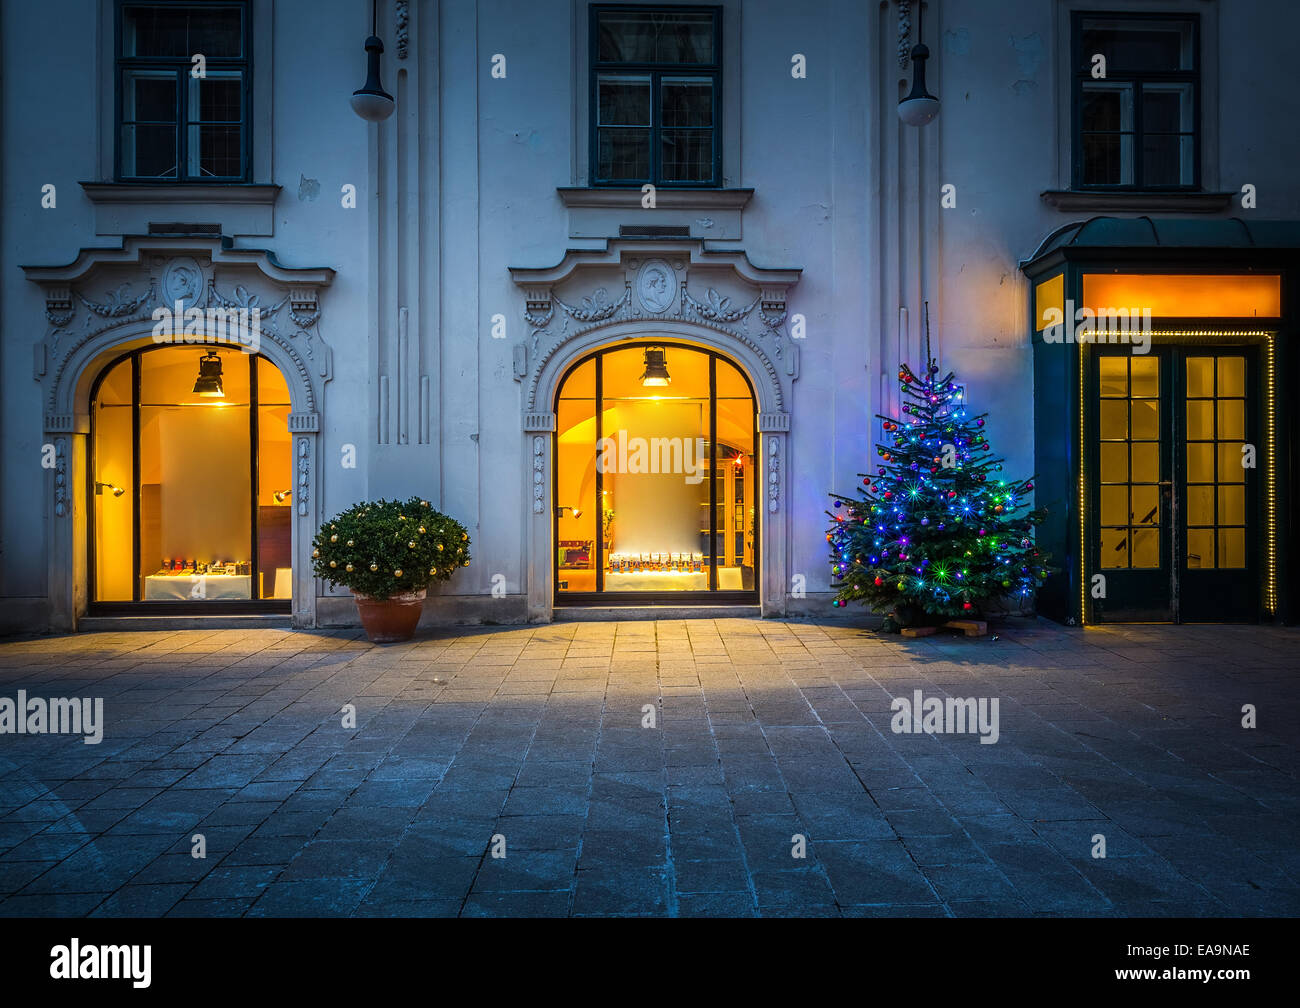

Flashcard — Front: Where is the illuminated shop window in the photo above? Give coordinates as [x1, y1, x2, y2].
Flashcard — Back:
[89, 346, 292, 605]
[553, 343, 756, 596]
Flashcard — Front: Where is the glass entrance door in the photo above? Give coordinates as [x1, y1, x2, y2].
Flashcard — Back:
[553, 343, 758, 602]
[1090, 345, 1259, 622]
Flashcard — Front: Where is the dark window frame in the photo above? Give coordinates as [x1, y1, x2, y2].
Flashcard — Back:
[115, 0, 253, 183]
[1071, 10, 1200, 191]
[589, 3, 723, 188]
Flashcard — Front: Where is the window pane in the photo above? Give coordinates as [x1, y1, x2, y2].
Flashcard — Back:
[1082, 133, 1133, 186]
[1186, 485, 1214, 526]
[1130, 442, 1159, 482]
[1218, 485, 1245, 526]
[1130, 357, 1159, 397]
[597, 127, 651, 181]
[1132, 485, 1159, 526]
[189, 123, 242, 177]
[661, 130, 713, 182]
[597, 11, 714, 64]
[93, 359, 135, 602]
[1217, 529, 1245, 569]
[597, 76, 650, 125]
[1186, 528, 1213, 568]
[1081, 18, 1194, 73]
[196, 74, 241, 121]
[1186, 357, 1214, 398]
[1218, 357, 1245, 397]
[1131, 527, 1159, 568]
[124, 71, 176, 121]
[256, 358, 293, 600]
[1217, 443, 1245, 483]
[662, 78, 713, 127]
[1217, 399, 1245, 440]
[1186, 399, 1213, 440]
[1100, 485, 1128, 525]
[1099, 399, 1127, 439]
[1100, 442, 1128, 483]
[1143, 83, 1193, 132]
[1099, 357, 1128, 397]
[1130, 398, 1158, 440]
[1081, 84, 1134, 132]
[1100, 527, 1128, 568]
[121, 124, 177, 178]
[1143, 133, 1191, 186]
[124, 5, 244, 59]
[138, 349, 252, 601]
[1186, 442, 1214, 483]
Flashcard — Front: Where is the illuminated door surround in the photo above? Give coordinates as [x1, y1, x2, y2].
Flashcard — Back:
[1084, 333, 1276, 623]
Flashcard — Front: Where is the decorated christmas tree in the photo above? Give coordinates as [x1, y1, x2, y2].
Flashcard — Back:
[827, 336, 1052, 630]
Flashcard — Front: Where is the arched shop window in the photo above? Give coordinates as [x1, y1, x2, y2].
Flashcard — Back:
[89, 346, 293, 610]
[554, 342, 758, 601]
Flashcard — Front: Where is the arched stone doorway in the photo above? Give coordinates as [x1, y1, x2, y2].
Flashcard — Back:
[509, 239, 801, 619]
[22, 235, 334, 630]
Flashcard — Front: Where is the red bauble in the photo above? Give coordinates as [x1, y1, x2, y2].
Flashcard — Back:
[874, 576, 883, 586]
[963, 602, 972, 610]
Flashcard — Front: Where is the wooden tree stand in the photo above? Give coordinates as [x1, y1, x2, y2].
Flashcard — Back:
[900, 619, 988, 639]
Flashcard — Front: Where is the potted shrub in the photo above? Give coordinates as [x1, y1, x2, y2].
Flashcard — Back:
[311, 496, 471, 643]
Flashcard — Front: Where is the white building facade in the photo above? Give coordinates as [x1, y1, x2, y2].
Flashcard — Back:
[3, 0, 1298, 633]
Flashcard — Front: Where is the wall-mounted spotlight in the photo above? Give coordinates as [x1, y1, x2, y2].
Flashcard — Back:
[95, 482, 125, 497]
[273, 489, 293, 503]
[555, 506, 583, 519]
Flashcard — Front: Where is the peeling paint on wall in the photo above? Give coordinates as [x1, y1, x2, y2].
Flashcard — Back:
[1010, 33, 1042, 79]
[944, 28, 970, 56]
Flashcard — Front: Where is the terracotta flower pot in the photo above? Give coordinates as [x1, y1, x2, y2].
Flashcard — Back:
[353, 588, 427, 644]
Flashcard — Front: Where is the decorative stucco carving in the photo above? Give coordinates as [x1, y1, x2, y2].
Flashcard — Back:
[508, 240, 800, 415]
[53, 438, 68, 518]
[531, 436, 546, 514]
[78, 281, 156, 320]
[295, 437, 310, 518]
[899, 1, 913, 70]
[396, 0, 410, 59]
[161, 257, 204, 309]
[23, 237, 336, 425]
[767, 436, 781, 514]
[635, 259, 675, 314]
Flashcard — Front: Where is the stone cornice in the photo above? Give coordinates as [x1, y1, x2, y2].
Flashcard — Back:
[21, 233, 334, 287]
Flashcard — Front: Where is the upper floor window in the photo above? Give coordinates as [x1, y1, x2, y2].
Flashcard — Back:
[117, 2, 251, 182]
[1073, 13, 1198, 190]
[591, 5, 721, 187]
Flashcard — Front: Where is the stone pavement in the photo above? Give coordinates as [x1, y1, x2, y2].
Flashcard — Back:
[0, 617, 1297, 917]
